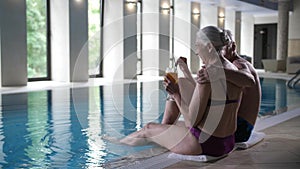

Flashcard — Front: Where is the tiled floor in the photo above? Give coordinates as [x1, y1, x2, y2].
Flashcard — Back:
[166, 116, 300, 169]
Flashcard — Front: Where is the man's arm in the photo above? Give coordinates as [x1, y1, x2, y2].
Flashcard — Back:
[197, 63, 255, 88]
[227, 60, 255, 87]
[223, 69, 255, 88]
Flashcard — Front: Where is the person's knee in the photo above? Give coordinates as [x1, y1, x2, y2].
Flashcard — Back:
[144, 122, 156, 130]
[162, 117, 173, 125]
[139, 122, 157, 138]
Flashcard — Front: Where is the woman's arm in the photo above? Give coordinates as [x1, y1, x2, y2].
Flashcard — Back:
[172, 83, 210, 127]
[176, 57, 196, 87]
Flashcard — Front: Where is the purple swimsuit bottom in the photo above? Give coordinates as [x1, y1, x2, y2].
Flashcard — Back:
[189, 127, 235, 157]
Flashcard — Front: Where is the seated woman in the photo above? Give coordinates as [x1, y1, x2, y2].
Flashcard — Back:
[117, 26, 243, 156]
[162, 35, 255, 126]
[197, 29, 260, 143]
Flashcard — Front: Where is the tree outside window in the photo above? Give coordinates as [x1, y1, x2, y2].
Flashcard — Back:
[26, 0, 48, 79]
[88, 0, 101, 76]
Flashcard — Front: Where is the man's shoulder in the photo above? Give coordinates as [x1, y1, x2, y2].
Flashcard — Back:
[232, 57, 248, 69]
[234, 56, 255, 66]
[234, 57, 258, 76]
[233, 56, 247, 63]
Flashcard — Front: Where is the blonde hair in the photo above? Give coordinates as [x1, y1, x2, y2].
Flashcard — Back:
[225, 29, 234, 44]
[196, 26, 230, 52]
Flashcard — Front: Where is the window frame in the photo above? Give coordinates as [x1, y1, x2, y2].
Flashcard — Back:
[28, 0, 51, 82]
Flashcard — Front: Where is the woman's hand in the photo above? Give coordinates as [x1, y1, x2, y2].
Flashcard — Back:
[196, 66, 222, 84]
[196, 67, 209, 84]
[175, 57, 189, 76]
[163, 75, 180, 95]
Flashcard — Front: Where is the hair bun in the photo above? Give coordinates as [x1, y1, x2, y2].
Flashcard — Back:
[220, 29, 230, 46]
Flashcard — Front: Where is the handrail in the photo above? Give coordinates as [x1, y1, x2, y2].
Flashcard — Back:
[287, 69, 300, 89]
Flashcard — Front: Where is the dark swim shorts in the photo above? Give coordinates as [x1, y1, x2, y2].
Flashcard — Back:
[189, 127, 235, 157]
[235, 116, 254, 143]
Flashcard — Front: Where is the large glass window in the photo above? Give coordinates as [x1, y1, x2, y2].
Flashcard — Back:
[137, 1, 143, 75]
[26, 0, 50, 80]
[88, 0, 102, 77]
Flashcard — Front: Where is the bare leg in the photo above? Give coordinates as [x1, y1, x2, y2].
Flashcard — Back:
[161, 78, 195, 125]
[161, 100, 180, 124]
[120, 122, 202, 155]
[119, 132, 150, 146]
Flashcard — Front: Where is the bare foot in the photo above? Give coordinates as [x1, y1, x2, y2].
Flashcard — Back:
[119, 136, 150, 146]
[101, 134, 122, 144]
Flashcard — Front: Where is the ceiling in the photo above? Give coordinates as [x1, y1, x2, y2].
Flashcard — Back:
[191, 0, 282, 16]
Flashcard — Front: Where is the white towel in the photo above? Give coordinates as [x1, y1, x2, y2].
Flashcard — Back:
[167, 153, 227, 162]
[235, 131, 265, 149]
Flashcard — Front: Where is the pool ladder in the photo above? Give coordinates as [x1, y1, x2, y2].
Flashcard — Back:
[287, 69, 300, 89]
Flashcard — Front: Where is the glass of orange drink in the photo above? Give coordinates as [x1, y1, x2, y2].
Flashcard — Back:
[165, 67, 178, 101]
[165, 67, 178, 84]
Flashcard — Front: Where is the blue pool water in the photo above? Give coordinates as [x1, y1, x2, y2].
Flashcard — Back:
[0, 78, 299, 168]
[259, 78, 300, 116]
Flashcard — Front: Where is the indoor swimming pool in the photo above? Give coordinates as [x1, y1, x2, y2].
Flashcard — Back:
[0, 78, 299, 168]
